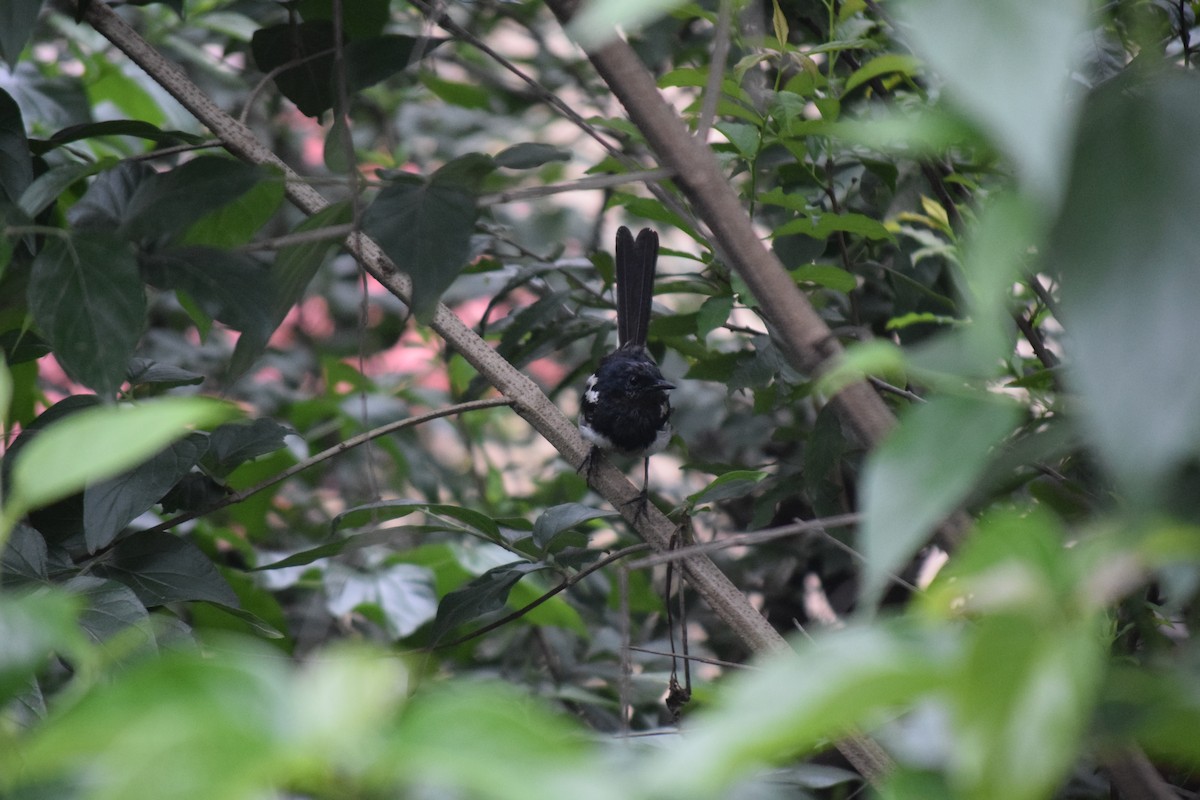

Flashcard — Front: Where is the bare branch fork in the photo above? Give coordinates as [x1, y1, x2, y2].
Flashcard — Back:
[78, 1, 896, 780]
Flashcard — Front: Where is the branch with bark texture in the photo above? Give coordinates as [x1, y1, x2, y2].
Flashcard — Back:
[78, 1, 895, 781]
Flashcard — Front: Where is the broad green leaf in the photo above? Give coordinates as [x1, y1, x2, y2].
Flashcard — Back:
[324, 562, 437, 638]
[140, 246, 274, 341]
[1048, 71, 1200, 510]
[0, 330, 50, 365]
[180, 165, 284, 248]
[18, 159, 108, 218]
[28, 232, 145, 398]
[12, 645, 287, 799]
[8, 396, 235, 515]
[429, 561, 548, 642]
[646, 623, 949, 796]
[296, 0, 389, 39]
[494, 143, 571, 170]
[1, 523, 47, 585]
[65, 575, 152, 646]
[0, 590, 84, 706]
[392, 681, 599, 799]
[228, 201, 353, 378]
[83, 433, 208, 553]
[363, 168, 480, 322]
[696, 295, 733, 338]
[897, 0, 1089, 207]
[793, 264, 856, 293]
[68, 160, 155, 231]
[531, 503, 615, 551]
[0, 88, 34, 206]
[202, 418, 290, 479]
[421, 73, 492, 110]
[688, 470, 769, 507]
[951, 615, 1102, 800]
[93, 531, 240, 608]
[125, 359, 205, 390]
[120, 157, 266, 244]
[844, 53, 922, 94]
[566, 0, 689, 48]
[859, 393, 1022, 608]
[86, 58, 169, 127]
[251, 22, 444, 117]
[774, 212, 892, 242]
[0, 0, 44, 68]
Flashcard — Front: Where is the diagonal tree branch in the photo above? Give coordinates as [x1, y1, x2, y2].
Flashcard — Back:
[77, 2, 895, 781]
[74, 0, 799, 707]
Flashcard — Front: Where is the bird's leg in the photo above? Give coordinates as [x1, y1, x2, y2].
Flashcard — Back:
[578, 445, 602, 485]
[623, 456, 652, 520]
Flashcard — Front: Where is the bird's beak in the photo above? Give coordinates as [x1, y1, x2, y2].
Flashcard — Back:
[648, 379, 675, 393]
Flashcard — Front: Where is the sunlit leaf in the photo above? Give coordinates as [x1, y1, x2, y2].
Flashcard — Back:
[9, 397, 236, 515]
[860, 393, 1022, 608]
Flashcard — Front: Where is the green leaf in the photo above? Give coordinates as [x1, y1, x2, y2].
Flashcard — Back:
[202, 418, 290, 479]
[696, 295, 733, 338]
[120, 157, 267, 244]
[251, 22, 444, 117]
[429, 561, 548, 642]
[774, 212, 893, 241]
[93, 531, 240, 608]
[688, 470, 769, 507]
[897, 0, 1089, 206]
[68, 161, 155, 231]
[494, 143, 572, 170]
[1048, 71, 1200, 510]
[792, 264, 857, 293]
[363, 170, 480, 322]
[333, 500, 502, 542]
[83, 433, 208, 553]
[12, 645, 287, 799]
[297, 0, 389, 39]
[0, 88, 34, 207]
[229, 201, 353, 378]
[844, 53, 922, 94]
[126, 359, 205, 390]
[179, 166, 284, 248]
[18, 159, 109, 218]
[566, 0, 691, 47]
[531, 503, 615, 551]
[647, 623, 948, 796]
[140, 246, 274, 341]
[951, 615, 1102, 799]
[859, 393, 1022, 608]
[8, 397, 236, 516]
[0, 0, 44, 68]
[324, 562, 437, 638]
[28, 232, 145, 398]
[28, 119, 204, 156]
[1, 523, 48, 585]
[0, 590, 84, 706]
[66, 575, 152, 645]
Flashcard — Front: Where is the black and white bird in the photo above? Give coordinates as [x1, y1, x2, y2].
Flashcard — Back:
[578, 226, 674, 511]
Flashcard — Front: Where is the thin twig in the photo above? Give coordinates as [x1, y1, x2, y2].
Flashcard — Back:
[625, 513, 862, 569]
[695, 0, 733, 142]
[236, 223, 357, 251]
[478, 168, 674, 206]
[138, 398, 512, 536]
[429, 543, 651, 650]
[628, 645, 753, 670]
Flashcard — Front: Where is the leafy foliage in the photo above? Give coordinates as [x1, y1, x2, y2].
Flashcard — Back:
[2, 0, 1200, 798]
